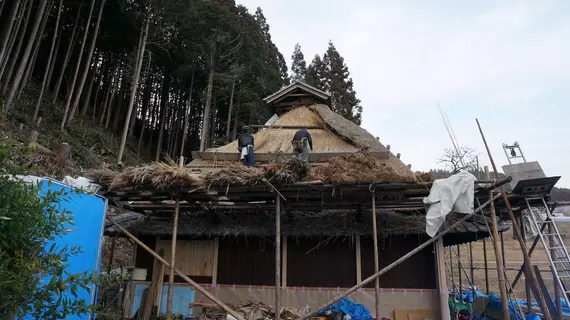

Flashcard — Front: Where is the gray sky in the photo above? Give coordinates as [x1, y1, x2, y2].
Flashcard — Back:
[237, 0, 570, 187]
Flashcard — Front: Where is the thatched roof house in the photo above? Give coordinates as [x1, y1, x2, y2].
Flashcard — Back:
[98, 82, 511, 320]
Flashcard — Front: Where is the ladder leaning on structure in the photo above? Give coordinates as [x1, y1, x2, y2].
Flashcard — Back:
[503, 141, 569, 310]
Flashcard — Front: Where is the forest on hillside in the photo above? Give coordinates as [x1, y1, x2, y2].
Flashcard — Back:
[0, 0, 362, 167]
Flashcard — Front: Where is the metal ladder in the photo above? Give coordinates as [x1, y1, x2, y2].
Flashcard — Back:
[502, 141, 527, 164]
[524, 195, 570, 302]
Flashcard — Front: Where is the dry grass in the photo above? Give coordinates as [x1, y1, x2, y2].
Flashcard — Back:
[102, 162, 203, 190]
[310, 155, 431, 184]
[204, 165, 266, 186]
[216, 107, 358, 153]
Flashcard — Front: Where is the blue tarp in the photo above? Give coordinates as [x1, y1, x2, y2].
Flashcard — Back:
[21, 180, 107, 320]
[316, 298, 373, 320]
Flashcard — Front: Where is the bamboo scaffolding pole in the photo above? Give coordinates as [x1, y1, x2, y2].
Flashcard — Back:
[371, 193, 380, 318]
[484, 166, 511, 317]
[483, 238, 489, 294]
[458, 246, 462, 293]
[521, 215, 532, 314]
[167, 199, 180, 320]
[105, 216, 246, 320]
[477, 119, 552, 319]
[299, 193, 502, 320]
[275, 195, 281, 320]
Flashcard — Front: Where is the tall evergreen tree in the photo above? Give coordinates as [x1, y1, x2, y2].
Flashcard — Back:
[305, 54, 326, 90]
[322, 41, 362, 124]
[290, 43, 306, 82]
[254, 8, 289, 85]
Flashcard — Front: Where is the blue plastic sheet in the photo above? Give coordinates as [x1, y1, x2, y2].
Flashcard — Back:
[316, 298, 373, 320]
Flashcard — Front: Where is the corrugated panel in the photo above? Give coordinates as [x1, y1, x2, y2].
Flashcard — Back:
[217, 237, 276, 285]
[287, 237, 356, 288]
[361, 235, 436, 289]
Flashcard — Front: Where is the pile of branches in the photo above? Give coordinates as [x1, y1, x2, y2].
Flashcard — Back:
[310, 155, 429, 184]
[265, 157, 309, 184]
[199, 302, 299, 320]
[204, 158, 309, 186]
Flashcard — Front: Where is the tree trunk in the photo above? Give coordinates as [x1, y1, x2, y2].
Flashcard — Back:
[1, 0, 32, 94]
[68, 0, 106, 124]
[231, 99, 240, 140]
[0, 0, 26, 79]
[117, 8, 150, 164]
[33, 0, 62, 121]
[199, 40, 215, 151]
[209, 98, 216, 148]
[60, 0, 96, 130]
[51, 0, 83, 103]
[45, 25, 61, 90]
[155, 72, 170, 161]
[179, 70, 194, 160]
[137, 54, 153, 155]
[4, 0, 48, 113]
[0, 0, 22, 68]
[18, 0, 52, 99]
[99, 68, 115, 126]
[225, 77, 236, 137]
[80, 59, 97, 116]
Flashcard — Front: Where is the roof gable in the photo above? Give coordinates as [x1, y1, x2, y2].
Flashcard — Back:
[263, 82, 330, 110]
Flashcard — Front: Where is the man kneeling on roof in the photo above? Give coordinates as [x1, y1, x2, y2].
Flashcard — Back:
[354, 145, 370, 157]
[238, 126, 255, 167]
[292, 128, 313, 163]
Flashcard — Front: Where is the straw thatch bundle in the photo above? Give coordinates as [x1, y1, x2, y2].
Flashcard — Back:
[310, 155, 428, 184]
[265, 158, 309, 183]
[103, 162, 203, 190]
[203, 165, 266, 186]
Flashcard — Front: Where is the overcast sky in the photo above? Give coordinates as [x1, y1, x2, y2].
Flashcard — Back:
[236, 0, 570, 187]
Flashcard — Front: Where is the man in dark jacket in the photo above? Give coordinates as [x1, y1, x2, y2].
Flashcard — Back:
[292, 128, 313, 163]
[237, 126, 255, 166]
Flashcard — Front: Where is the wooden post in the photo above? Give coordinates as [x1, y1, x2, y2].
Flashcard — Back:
[166, 200, 180, 320]
[282, 236, 287, 289]
[457, 246, 462, 294]
[301, 193, 501, 320]
[355, 235, 362, 284]
[484, 166, 511, 317]
[436, 240, 451, 320]
[275, 195, 281, 320]
[550, 222, 563, 319]
[469, 243, 474, 289]
[483, 238, 489, 294]
[105, 216, 246, 320]
[521, 215, 532, 313]
[449, 247, 455, 294]
[212, 237, 219, 285]
[477, 119, 552, 319]
[371, 193, 381, 319]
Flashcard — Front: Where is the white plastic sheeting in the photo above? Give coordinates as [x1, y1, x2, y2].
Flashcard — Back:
[423, 171, 477, 237]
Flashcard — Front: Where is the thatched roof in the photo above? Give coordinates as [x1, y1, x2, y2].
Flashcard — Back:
[216, 106, 358, 153]
[263, 82, 330, 105]
[104, 209, 509, 246]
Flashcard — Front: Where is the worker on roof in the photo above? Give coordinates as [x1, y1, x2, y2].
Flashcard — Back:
[238, 126, 255, 167]
[292, 128, 313, 163]
[354, 145, 370, 157]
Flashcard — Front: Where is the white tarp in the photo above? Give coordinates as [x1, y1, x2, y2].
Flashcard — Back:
[423, 171, 477, 237]
[62, 176, 101, 193]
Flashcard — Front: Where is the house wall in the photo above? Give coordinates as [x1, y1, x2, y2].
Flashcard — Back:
[133, 235, 440, 316]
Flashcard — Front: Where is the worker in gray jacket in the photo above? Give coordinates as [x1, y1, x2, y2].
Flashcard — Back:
[238, 126, 255, 166]
[291, 128, 313, 163]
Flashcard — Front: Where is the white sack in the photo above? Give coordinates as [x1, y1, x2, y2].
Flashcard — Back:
[423, 170, 477, 237]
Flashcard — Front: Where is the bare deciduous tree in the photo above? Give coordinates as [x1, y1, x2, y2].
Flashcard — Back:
[439, 146, 478, 174]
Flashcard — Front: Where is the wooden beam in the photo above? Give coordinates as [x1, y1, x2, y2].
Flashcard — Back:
[192, 151, 390, 162]
[371, 193, 380, 319]
[212, 237, 219, 285]
[485, 167, 510, 317]
[355, 235, 362, 284]
[282, 236, 287, 289]
[483, 238, 489, 294]
[435, 240, 451, 320]
[275, 195, 281, 320]
[106, 216, 245, 320]
[166, 200, 180, 320]
[249, 124, 324, 129]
